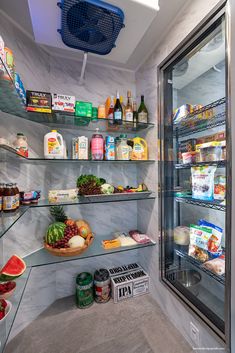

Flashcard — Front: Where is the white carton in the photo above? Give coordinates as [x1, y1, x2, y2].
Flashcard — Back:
[78, 136, 88, 160]
[111, 268, 149, 303]
[52, 94, 75, 113]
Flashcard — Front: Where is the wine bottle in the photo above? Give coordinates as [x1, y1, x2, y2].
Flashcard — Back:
[133, 101, 138, 129]
[113, 91, 123, 125]
[125, 90, 133, 123]
[138, 95, 148, 124]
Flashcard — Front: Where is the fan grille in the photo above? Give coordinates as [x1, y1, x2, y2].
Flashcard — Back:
[59, 0, 124, 55]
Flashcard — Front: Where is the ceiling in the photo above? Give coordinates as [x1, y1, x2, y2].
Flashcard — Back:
[0, 0, 191, 71]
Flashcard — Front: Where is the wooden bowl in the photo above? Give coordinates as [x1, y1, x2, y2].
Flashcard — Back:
[44, 234, 94, 257]
[0, 282, 16, 300]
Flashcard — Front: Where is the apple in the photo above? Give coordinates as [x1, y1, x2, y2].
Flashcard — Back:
[79, 226, 89, 238]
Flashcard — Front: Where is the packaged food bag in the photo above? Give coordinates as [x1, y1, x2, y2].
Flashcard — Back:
[198, 220, 223, 254]
[188, 224, 212, 262]
[191, 166, 216, 200]
[203, 255, 225, 275]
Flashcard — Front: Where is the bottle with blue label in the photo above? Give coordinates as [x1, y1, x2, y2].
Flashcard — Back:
[113, 90, 123, 125]
[105, 136, 115, 160]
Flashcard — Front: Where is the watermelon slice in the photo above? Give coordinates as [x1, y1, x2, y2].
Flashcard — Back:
[0, 255, 26, 282]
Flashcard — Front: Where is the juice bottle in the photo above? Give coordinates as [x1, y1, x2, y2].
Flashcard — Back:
[91, 128, 104, 160]
[13, 183, 20, 209]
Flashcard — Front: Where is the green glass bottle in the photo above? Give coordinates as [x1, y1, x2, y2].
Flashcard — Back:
[138, 95, 148, 124]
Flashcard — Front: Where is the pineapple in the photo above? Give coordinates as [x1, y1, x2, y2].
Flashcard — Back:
[50, 206, 68, 223]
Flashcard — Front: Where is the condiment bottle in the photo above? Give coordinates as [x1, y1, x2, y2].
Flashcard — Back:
[91, 128, 104, 160]
[98, 104, 106, 119]
[3, 183, 15, 213]
[13, 133, 28, 158]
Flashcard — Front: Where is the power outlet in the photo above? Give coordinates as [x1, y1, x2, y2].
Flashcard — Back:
[190, 322, 200, 347]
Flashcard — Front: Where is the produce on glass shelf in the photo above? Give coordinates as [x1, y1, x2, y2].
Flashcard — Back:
[191, 166, 216, 201]
[45, 207, 94, 252]
[203, 255, 225, 275]
[0, 299, 7, 320]
[68, 236, 85, 248]
[0, 255, 26, 282]
[101, 183, 114, 195]
[77, 174, 106, 195]
[45, 222, 67, 245]
[0, 281, 16, 299]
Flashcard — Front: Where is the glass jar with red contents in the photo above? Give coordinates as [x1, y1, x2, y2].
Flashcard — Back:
[3, 183, 16, 212]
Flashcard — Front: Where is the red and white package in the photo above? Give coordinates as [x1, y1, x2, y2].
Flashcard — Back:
[203, 255, 225, 275]
[129, 230, 152, 244]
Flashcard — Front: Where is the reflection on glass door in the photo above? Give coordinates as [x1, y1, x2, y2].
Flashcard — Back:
[160, 13, 227, 336]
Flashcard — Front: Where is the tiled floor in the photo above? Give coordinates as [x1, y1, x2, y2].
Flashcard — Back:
[5, 295, 193, 353]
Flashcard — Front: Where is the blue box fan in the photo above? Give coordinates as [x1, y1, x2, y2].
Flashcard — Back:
[57, 0, 125, 55]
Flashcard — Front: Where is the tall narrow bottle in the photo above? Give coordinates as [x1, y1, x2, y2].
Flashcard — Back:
[138, 95, 148, 124]
[108, 95, 115, 125]
[125, 90, 133, 123]
[133, 101, 138, 129]
[113, 91, 123, 125]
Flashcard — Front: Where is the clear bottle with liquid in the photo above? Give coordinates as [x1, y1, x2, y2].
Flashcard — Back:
[125, 90, 133, 123]
[91, 128, 104, 160]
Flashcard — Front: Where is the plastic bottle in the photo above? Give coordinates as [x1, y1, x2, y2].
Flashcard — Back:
[13, 133, 28, 157]
[91, 128, 104, 160]
[13, 183, 20, 209]
[116, 134, 130, 160]
[44, 130, 64, 159]
[0, 183, 4, 212]
[132, 137, 148, 160]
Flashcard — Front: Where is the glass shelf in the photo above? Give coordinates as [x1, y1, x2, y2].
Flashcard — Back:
[175, 160, 226, 169]
[24, 235, 156, 267]
[0, 61, 154, 133]
[0, 193, 155, 240]
[0, 207, 28, 239]
[175, 249, 225, 285]
[0, 268, 31, 353]
[33, 192, 156, 207]
[0, 145, 155, 164]
[173, 97, 226, 137]
[175, 196, 226, 211]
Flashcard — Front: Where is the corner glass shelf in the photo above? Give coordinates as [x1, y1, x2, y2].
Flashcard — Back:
[24, 235, 156, 267]
[175, 160, 226, 169]
[175, 249, 225, 285]
[0, 145, 155, 164]
[175, 196, 226, 211]
[173, 97, 226, 137]
[0, 60, 154, 133]
[0, 207, 29, 239]
[0, 193, 155, 240]
[0, 268, 31, 353]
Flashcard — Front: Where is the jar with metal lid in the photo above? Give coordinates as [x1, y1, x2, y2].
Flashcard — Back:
[3, 183, 15, 213]
[76, 272, 94, 309]
[94, 268, 111, 303]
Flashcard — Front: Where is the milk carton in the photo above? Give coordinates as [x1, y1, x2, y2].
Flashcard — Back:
[78, 136, 88, 160]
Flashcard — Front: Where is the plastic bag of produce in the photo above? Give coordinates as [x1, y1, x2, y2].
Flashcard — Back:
[191, 166, 216, 200]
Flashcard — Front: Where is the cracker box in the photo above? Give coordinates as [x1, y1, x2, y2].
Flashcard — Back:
[111, 268, 150, 303]
[108, 263, 141, 277]
[26, 90, 52, 113]
[52, 93, 75, 113]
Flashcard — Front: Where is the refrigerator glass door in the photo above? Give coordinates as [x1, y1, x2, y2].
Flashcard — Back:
[160, 14, 226, 336]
